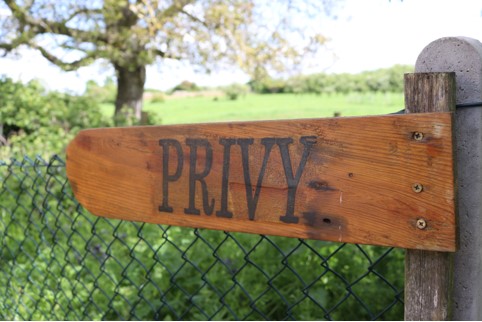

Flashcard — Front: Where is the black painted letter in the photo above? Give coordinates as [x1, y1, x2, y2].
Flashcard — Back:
[159, 139, 183, 213]
[216, 138, 236, 218]
[278, 136, 317, 223]
[184, 139, 215, 215]
[238, 138, 275, 220]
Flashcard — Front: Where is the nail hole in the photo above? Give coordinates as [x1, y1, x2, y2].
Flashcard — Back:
[323, 218, 332, 224]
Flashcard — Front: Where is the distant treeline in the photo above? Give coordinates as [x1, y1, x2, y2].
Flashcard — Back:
[248, 65, 413, 94]
[85, 65, 414, 104]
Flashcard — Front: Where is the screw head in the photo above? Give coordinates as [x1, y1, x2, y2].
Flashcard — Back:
[416, 218, 427, 230]
[413, 132, 424, 141]
[412, 183, 424, 193]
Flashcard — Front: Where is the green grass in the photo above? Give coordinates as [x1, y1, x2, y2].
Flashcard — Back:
[100, 92, 404, 125]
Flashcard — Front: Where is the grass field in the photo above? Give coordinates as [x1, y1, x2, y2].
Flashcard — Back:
[101, 92, 405, 125]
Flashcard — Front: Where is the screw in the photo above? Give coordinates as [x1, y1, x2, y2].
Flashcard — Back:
[413, 132, 424, 141]
[416, 218, 427, 230]
[412, 183, 424, 193]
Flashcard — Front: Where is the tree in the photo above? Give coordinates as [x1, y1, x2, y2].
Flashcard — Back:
[0, 0, 336, 123]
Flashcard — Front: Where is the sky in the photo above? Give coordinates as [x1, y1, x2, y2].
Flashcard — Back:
[1, 0, 482, 93]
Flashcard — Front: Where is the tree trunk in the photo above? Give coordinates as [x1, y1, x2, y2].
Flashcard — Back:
[114, 64, 146, 124]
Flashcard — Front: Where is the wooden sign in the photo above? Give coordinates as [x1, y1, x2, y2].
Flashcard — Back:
[66, 113, 456, 251]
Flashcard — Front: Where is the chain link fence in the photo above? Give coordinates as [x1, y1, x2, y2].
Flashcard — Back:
[0, 155, 404, 320]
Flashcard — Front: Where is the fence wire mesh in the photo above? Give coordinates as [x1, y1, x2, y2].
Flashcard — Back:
[0, 155, 404, 320]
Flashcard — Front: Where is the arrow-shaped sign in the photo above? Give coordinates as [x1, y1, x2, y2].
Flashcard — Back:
[66, 112, 456, 251]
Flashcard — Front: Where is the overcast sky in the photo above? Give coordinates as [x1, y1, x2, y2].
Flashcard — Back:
[1, 0, 482, 93]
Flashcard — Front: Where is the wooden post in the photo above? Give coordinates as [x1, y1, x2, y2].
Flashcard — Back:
[404, 73, 456, 320]
[415, 36, 482, 320]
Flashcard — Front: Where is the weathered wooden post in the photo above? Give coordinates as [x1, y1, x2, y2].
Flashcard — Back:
[404, 72, 456, 321]
[405, 37, 482, 320]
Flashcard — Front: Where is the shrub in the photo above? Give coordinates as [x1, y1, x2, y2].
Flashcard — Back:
[0, 164, 405, 321]
[222, 83, 249, 100]
[171, 80, 200, 92]
[148, 92, 165, 103]
[249, 65, 413, 95]
[249, 77, 287, 94]
[0, 76, 111, 159]
[84, 77, 116, 104]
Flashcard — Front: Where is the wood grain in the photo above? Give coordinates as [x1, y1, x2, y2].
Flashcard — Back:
[404, 72, 456, 320]
[66, 112, 456, 251]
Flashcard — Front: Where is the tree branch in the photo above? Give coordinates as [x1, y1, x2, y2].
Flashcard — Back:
[157, 0, 195, 20]
[0, 42, 15, 54]
[4, 0, 107, 43]
[153, 48, 182, 60]
[0, 28, 38, 54]
[63, 7, 103, 24]
[179, 9, 208, 28]
[30, 42, 98, 71]
[3, 0, 28, 23]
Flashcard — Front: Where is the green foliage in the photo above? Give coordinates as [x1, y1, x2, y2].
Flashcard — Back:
[0, 159, 404, 320]
[171, 80, 201, 93]
[250, 65, 414, 95]
[221, 83, 250, 100]
[0, 75, 405, 320]
[249, 77, 288, 94]
[84, 77, 117, 104]
[112, 106, 163, 127]
[0, 76, 111, 159]
[148, 92, 166, 104]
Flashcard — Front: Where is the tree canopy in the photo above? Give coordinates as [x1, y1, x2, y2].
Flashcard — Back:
[0, 0, 335, 122]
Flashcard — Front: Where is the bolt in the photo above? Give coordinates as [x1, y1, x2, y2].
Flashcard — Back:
[416, 218, 427, 230]
[413, 132, 424, 141]
[412, 183, 424, 193]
